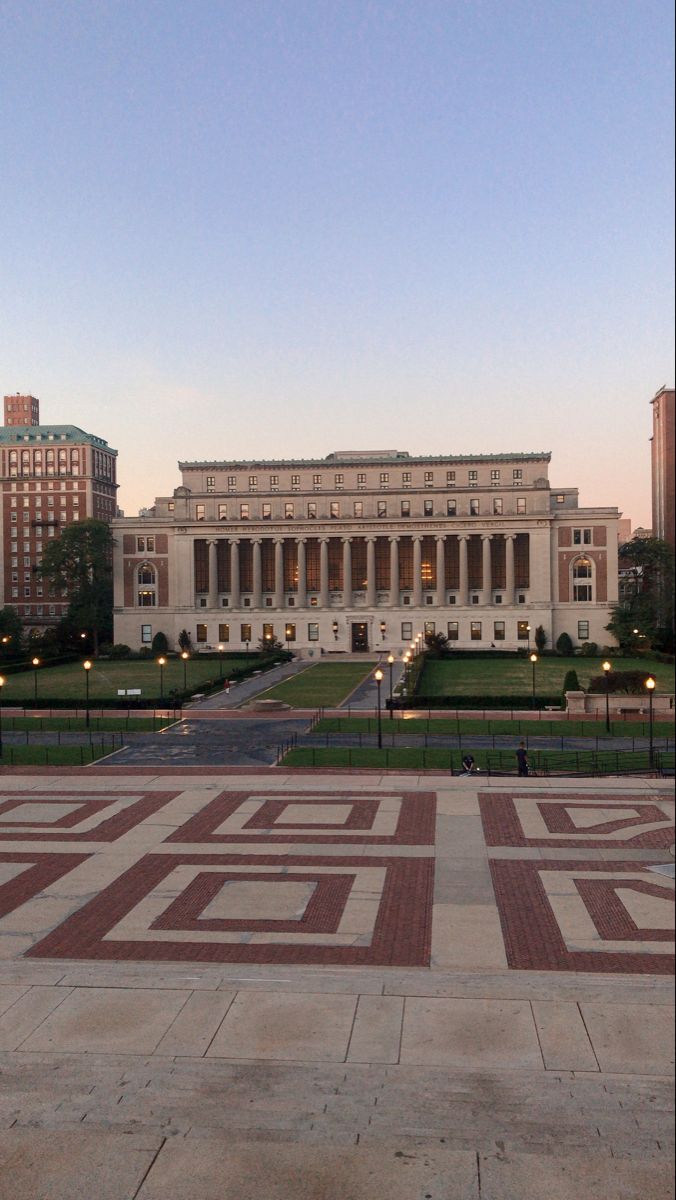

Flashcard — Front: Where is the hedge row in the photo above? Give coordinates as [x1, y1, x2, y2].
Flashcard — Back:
[390, 694, 563, 710]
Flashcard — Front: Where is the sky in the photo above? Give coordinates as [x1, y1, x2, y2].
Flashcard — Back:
[0, 0, 673, 526]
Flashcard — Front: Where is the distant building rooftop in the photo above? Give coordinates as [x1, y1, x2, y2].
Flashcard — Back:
[0, 424, 117, 453]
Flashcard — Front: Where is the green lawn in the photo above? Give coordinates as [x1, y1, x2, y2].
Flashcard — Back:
[0, 744, 116, 766]
[1, 656, 263, 704]
[257, 661, 377, 708]
[419, 656, 675, 697]
[0, 716, 176, 732]
[314, 716, 675, 738]
[281, 746, 675, 774]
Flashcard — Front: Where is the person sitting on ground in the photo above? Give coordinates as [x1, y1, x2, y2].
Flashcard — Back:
[460, 753, 476, 776]
[516, 741, 529, 776]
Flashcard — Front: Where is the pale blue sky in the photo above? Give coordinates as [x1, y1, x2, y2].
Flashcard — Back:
[1, 0, 673, 524]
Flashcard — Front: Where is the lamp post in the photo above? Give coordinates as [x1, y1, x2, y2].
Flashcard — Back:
[217, 643, 224, 680]
[158, 656, 166, 704]
[83, 660, 92, 729]
[32, 657, 40, 705]
[181, 651, 189, 691]
[529, 653, 537, 709]
[374, 668, 383, 750]
[602, 660, 612, 734]
[645, 676, 656, 771]
[0, 675, 4, 756]
[526, 624, 531, 652]
[387, 653, 394, 720]
[285, 626, 292, 654]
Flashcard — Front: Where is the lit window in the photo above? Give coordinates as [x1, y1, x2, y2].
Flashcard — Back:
[470, 621, 482, 641]
[470, 498, 480, 516]
[262, 503, 272, 520]
[218, 503, 228, 520]
[307, 502, 317, 519]
[240, 623, 252, 642]
[196, 504, 205, 521]
[493, 498, 503, 515]
[196, 624, 208, 642]
[218, 624, 229, 641]
[240, 503, 250, 520]
[285, 503, 294, 519]
[330, 501, 340, 518]
[353, 501, 363, 518]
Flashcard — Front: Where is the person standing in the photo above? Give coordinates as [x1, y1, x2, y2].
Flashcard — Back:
[516, 741, 529, 776]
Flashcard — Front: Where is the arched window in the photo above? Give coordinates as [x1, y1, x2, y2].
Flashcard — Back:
[572, 556, 593, 602]
[137, 562, 157, 606]
[138, 563, 156, 586]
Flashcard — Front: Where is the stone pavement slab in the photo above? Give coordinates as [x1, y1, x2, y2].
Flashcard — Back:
[400, 997, 543, 1070]
[579, 1001, 675, 1075]
[0, 1128, 163, 1200]
[19, 986, 189, 1055]
[206, 989, 358, 1062]
[478, 1149, 675, 1199]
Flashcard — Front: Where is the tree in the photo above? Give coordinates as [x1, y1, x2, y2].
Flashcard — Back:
[424, 631, 450, 656]
[534, 625, 548, 653]
[178, 629, 192, 651]
[556, 632, 574, 656]
[38, 520, 114, 654]
[152, 632, 169, 653]
[0, 606, 23, 658]
[610, 536, 675, 652]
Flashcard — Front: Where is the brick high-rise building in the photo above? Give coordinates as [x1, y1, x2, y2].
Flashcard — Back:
[4, 394, 40, 427]
[650, 386, 675, 551]
[1, 395, 118, 630]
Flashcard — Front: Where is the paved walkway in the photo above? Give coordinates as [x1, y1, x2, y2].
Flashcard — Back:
[0, 767, 672, 1198]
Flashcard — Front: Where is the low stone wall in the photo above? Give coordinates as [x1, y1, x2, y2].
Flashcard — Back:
[565, 690, 675, 716]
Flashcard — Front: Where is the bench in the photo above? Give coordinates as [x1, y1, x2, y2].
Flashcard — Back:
[190, 693, 206, 702]
[618, 707, 646, 715]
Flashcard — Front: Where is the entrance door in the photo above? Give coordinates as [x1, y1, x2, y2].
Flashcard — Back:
[351, 622, 369, 652]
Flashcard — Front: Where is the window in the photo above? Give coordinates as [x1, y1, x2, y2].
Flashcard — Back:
[447, 621, 459, 640]
[262, 503, 272, 520]
[490, 470, 500, 482]
[285, 503, 294, 519]
[377, 500, 387, 518]
[307, 502, 317, 519]
[218, 624, 229, 641]
[424, 471, 434, 486]
[262, 622, 274, 641]
[556, 494, 565, 504]
[196, 624, 208, 642]
[168, 501, 175, 512]
[248, 475, 258, 490]
[573, 556, 593, 601]
[284, 623, 296, 642]
[423, 498, 433, 517]
[494, 621, 505, 641]
[424, 621, 435, 636]
[517, 621, 530, 640]
[334, 473, 344, 487]
[401, 499, 411, 517]
[471, 594, 480, 605]
[495, 594, 502, 604]
[470, 498, 480, 515]
[206, 476, 215, 492]
[137, 589, 156, 607]
[402, 471, 412, 486]
[445, 499, 456, 516]
[218, 503, 228, 520]
[573, 528, 592, 545]
[470, 621, 482, 641]
[513, 469, 523, 480]
[516, 498, 527, 514]
[141, 625, 152, 644]
[240, 503, 250, 520]
[308, 622, 319, 641]
[468, 470, 478, 482]
[270, 475, 279, 489]
[492, 498, 503, 515]
[357, 473, 366, 487]
[227, 475, 237, 490]
[379, 472, 389, 486]
[312, 474, 322, 489]
[196, 504, 205, 521]
[330, 502, 340, 519]
[577, 620, 590, 639]
[138, 563, 156, 586]
[354, 501, 363, 518]
[291, 474, 300, 490]
[446, 471, 455, 484]
[240, 623, 252, 643]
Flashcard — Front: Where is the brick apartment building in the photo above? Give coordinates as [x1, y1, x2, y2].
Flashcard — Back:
[1, 394, 118, 632]
[112, 447, 620, 654]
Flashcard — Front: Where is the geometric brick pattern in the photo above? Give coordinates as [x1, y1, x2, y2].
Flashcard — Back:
[166, 790, 436, 845]
[479, 791, 675, 849]
[26, 852, 435, 967]
[0, 790, 180, 842]
[489, 858, 675, 975]
[0, 851, 89, 919]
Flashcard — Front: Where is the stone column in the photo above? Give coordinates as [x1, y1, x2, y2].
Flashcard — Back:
[366, 537, 377, 607]
[274, 538, 284, 608]
[412, 536, 423, 607]
[458, 535, 469, 606]
[296, 539, 307, 608]
[251, 539, 262, 608]
[389, 537, 399, 607]
[208, 540, 218, 608]
[482, 535, 492, 605]
[342, 538, 352, 607]
[505, 534, 515, 604]
[435, 536, 446, 606]
[319, 538, 330, 607]
[230, 539, 240, 608]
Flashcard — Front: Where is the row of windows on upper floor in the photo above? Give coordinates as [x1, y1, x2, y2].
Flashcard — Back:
[197, 468, 533, 492]
[191, 496, 532, 522]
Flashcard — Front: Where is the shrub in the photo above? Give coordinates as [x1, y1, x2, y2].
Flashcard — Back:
[588, 670, 655, 694]
[562, 669, 581, 694]
[579, 641, 598, 656]
[110, 644, 132, 659]
[534, 625, 548, 653]
[152, 632, 169, 653]
[178, 629, 192, 651]
[556, 632, 574, 655]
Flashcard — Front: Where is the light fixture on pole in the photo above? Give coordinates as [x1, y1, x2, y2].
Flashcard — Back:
[181, 651, 189, 690]
[645, 676, 656, 771]
[602, 660, 612, 734]
[0, 675, 4, 756]
[387, 653, 395, 720]
[217, 643, 224, 680]
[32, 657, 40, 705]
[526, 624, 531, 652]
[374, 668, 383, 750]
[83, 660, 92, 729]
[529, 653, 538, 709]
[158, 656, 166, 703]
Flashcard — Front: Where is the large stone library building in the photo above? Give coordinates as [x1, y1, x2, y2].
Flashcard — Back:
[112, 449, 619, 654]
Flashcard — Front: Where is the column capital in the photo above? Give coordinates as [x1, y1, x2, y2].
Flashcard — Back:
[388, 534, 400, 544]
[435, 533, 447, 543]
[341, 536, 352, 545]
[481, 533, 493, 542]
[411, 533, 423, 543]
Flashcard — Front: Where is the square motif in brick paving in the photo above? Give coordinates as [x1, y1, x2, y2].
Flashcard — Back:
[165, 790, 436, 845]
[0, 791, 180, 842]
[479, 791, 674, 849]
[490, 859, 675, 974]
[27, 853, 434, 967]
[0, 852, 89, 919]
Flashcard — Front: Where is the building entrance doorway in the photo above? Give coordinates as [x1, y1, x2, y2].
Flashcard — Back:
[351, 622, 369, 652]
